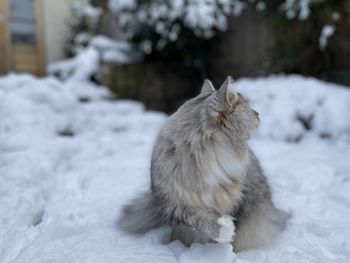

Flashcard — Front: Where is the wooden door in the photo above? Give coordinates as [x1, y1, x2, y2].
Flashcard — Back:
[0, 0, 45, 76]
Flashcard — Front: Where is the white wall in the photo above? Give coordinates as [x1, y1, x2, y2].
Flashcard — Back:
[43, 0, 88, 64]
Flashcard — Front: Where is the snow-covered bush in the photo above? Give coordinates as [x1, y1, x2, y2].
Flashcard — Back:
[279, 0, 346, 52]
[109, 0, 343, 53]
[65, 2, 102, 56]
[109, 0, 249, 72]
[111, 0, 247, 48]
[90, 35, 142, 64]
[56, 1, 143, 83]
[107, 0, 347, 78]
[49, 47, 100, 82]
[281, 0, 322, 20]
[49, 36, 142, 82]
[268, 0, 348, 74]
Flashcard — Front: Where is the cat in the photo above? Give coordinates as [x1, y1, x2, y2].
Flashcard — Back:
[118, 76, 287, 251]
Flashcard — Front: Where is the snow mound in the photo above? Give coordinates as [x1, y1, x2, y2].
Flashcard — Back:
[236, 75, 350, 141]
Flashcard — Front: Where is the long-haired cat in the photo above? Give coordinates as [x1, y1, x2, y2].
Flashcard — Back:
[118, 76, 287, 251]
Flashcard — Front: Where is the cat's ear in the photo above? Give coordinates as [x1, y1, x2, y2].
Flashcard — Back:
[215, 76, 238, 107]
[201, 79, 215, 94]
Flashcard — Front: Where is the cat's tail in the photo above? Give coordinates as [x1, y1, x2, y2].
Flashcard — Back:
[118, 191, 163, 234]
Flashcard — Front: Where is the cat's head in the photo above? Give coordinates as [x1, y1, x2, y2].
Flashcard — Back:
[178, 76, 260, 144]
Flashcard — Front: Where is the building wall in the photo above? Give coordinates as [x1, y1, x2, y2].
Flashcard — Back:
[42, 0, 89, 65]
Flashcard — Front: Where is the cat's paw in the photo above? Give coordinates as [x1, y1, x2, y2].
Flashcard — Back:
[213, 215, 235, 243]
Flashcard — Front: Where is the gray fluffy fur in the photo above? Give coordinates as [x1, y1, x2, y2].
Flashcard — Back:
[118, 77, 287, 251]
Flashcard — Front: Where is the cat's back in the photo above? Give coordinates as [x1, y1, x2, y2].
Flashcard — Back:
[150, 94, 211, 179]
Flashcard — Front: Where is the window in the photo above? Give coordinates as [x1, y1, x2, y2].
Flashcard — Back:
[10, 0, 37, 44]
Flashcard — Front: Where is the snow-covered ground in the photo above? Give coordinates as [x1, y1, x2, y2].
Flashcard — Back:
[0, 74, 349, 263]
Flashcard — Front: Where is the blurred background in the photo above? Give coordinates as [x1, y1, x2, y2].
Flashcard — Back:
[0, 0, 349, 112]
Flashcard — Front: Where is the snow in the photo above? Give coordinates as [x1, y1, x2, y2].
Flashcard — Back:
[171, 242, 236, 263]
[90, 35, 143, 64]
[49, 36, 142, 82]
[108, 0, 136, 11]
[319, 25, 335, 50]
[69, 1, 102, 44]
[110, 0, 246, 44]
[282, 0, 314, 20]
[109, 0, 336, 56]
[256, 1, 266, 12]
[1, 73, 350, 263]
[48, 47, 100, 82]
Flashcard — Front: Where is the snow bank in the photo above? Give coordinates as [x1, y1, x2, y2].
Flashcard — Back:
[0, 74, 350, 263]
[235, 75, 350, 142]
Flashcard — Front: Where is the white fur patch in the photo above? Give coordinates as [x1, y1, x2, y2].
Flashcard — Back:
[197, 139, 247, 212]
[213, 215, 235, 243]
[214, 142, 246, 177]
[201, 141, 246, 188]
